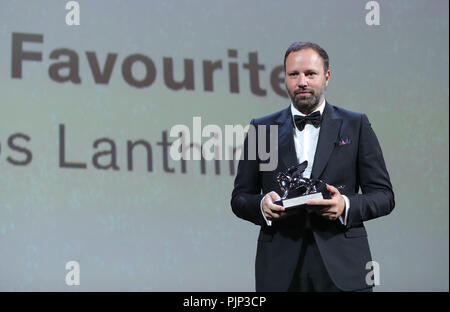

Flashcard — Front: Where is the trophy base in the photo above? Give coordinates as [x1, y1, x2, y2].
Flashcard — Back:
[274, 189, 331, 209]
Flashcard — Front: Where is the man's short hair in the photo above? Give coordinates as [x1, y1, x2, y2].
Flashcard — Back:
[284, 42, 329, 73]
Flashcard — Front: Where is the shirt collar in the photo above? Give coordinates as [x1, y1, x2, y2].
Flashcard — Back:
[290, 97, 326, 118]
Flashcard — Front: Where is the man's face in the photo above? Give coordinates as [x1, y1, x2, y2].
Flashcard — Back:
[285, 49, 330, 115]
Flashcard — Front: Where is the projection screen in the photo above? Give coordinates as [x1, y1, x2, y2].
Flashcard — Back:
[0, 0, 448, 291]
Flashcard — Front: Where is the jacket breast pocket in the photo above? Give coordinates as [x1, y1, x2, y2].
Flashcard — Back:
[334, 142, 354, 155]
[344, 226, 367, 238]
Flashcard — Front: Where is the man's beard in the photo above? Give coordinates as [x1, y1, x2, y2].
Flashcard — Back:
[288, 86, 325, 115]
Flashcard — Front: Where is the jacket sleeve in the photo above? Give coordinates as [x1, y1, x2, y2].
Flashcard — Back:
[231, 119, 266, 226]
[347, 114, 395, 227]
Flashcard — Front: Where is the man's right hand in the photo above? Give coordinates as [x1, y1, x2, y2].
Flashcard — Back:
[262, 191, 285, 220]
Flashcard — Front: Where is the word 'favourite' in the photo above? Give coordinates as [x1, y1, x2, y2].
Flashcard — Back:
[11, 32, 287, 98]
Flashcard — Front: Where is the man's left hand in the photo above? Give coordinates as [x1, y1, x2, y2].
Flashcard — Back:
[306, 184, 345, 221]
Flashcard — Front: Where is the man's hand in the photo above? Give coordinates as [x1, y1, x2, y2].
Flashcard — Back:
[262, 191, 285, 220]
[306, 184, 345, 221]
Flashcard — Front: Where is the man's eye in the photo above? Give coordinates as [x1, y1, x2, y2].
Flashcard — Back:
[290, 73, 298, 76]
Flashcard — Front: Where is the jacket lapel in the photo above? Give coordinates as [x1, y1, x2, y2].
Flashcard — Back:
[311, 102, 342, 179]
[275, 107, 298, 171]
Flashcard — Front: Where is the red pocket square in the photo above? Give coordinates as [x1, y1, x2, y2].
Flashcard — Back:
[339, 137, 351, 146]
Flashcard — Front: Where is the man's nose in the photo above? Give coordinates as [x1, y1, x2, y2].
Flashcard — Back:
[297, 74, 307, 87]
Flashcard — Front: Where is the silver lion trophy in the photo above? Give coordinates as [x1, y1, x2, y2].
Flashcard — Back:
[273, 160, 331, 209]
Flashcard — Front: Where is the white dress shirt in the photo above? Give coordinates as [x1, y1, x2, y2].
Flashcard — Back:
[261, 98, 350, 226]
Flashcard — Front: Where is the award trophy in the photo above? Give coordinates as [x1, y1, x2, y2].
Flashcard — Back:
[274, 160, 331, 209]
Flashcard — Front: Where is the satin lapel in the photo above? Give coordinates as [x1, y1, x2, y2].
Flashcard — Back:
[275, 108, 298, 171]
[311, 103, 342, 179]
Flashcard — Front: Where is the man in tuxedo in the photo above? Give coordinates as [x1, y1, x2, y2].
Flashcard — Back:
[231, 42, 395, 292]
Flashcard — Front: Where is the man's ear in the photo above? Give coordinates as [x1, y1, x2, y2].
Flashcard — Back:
[325, 70, 331, 86]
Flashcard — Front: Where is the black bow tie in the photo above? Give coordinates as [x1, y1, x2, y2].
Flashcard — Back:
[294, 111, 321, 131]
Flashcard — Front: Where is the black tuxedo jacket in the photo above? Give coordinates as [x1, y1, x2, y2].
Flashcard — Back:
[231, 102, 395, 291]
